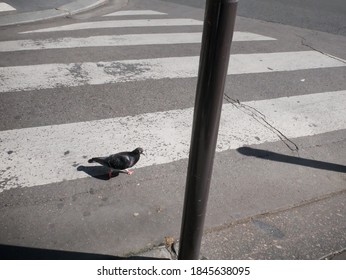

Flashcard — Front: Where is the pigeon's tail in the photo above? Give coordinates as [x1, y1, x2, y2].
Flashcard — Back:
[88, 157, 108, 165]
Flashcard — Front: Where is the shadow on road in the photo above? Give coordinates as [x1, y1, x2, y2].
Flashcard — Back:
[0, 244, 165, 260]
[237, 147, 346, 173]
[77, 165, 120, 180]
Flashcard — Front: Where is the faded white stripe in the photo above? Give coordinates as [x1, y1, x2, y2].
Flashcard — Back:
[0, 51, 344, 93]
[0, 32, 275, 52]
[0, 2, 16, 12]
[1, 90, 346, 192]
[20, 18, 203, 33]
[103, 10, 167, 16]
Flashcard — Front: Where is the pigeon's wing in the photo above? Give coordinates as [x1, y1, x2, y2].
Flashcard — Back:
[108, 153, 133, 170]
[120, 151, 141, 168]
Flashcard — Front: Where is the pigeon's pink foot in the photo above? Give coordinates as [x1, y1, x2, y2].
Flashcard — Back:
[108, 170, 113, 178]
[126, 169, 134, 175]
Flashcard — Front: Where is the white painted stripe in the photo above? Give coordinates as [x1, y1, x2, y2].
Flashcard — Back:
[0, 32, 275, 52]
[0, 51, 344, 93]
[0, 2, 16, 12]
[1, 90, 346, 192]
[20, 19, 203, 33]
[103, 10, 167, 16]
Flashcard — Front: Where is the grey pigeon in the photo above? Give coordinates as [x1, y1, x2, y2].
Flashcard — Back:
[88, 147, 144, 178]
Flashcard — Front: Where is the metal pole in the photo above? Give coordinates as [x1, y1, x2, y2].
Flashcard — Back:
[178, 0, 238, 260]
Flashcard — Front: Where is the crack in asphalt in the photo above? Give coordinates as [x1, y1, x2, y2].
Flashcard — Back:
[223, 94, 299, 153]
[296, 34, 346, 64]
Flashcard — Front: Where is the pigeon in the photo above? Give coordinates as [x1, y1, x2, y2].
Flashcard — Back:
[88, 147, 144, 178]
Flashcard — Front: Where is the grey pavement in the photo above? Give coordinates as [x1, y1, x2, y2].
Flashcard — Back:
[139, 190, 346, 260]
[0, 0, 127, 27]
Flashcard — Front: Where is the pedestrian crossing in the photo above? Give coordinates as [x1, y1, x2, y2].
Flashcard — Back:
[1, 90, 346, 190]
[1, 51, 344, 93]
[0, 32, 275, 52]
[20, 18, 203, 33]
[0, 8, 346, 193]
[102, 10, 167, 17]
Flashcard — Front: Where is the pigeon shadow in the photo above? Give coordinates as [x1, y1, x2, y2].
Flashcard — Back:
[237, 147, 346, 173]
[77, 165, 120, 180]
[0, 244, 166, 260]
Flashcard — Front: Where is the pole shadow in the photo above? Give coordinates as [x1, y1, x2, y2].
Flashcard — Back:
[77, 165, 119, 180]
[0, 244, 166, 260]
[237, 147, 346, 173]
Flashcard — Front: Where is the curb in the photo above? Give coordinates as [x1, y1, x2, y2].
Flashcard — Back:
[131, 238, 208, 260]
[0, 0, 110, 27]
[321, 249, 346, 260]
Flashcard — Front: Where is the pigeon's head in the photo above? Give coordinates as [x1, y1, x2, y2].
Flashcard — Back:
[134, 147, 144, 155]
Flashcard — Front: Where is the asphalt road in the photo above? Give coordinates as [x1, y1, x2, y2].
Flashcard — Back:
[0, 0, 345, 259]
[163, 0, 346, 36]
[6, 0, 346, 35]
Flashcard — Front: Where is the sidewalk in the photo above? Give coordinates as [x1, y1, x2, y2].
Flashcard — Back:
[325, 250, 346, 260]
[0, 0, 127, 27]
[137, 191, 346, 260]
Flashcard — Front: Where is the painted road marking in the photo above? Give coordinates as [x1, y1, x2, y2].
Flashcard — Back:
[0, 32, 275, 52]
[20, 18, 203, 33]
[1, 51, 344, 93]
[0, 2, 15, 12]
[1, 90, 346, 192]
[103, 10, 167, 16]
